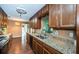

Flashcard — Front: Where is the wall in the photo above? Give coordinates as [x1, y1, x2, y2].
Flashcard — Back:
[42, 16, 52, 33]
[7, 20, 22, 38]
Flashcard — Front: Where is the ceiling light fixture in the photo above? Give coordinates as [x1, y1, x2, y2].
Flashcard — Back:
[16, 7, 27, 18]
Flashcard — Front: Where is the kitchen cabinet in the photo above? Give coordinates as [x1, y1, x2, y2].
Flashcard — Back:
[27, 33, 30, 45]
[77, 31, 79, 53]
[29, 17, 41, 29]
[49, 4, 76, 29]
[42, 5, 49, 17]
[29, 5, 49, 29]
[37, 5, 49, 18]
[27, 33, 62, 54]
[32, 39, 37, 53]
[29, 19, 34, 29]
[0, 12, 3, 27]
[36, 42, 43, 54]
[77, 5, 79, 54]
[33, 17, 41, 29]
[43, 48, 50, 54]
[0, 7, 8, 28]
[32, 38, 43, 54]
[37, 9, 42, 18]
[49, 4, 60, 28]
[2, 13, 8, 27]
[60, 4, 76, 28]
[0, 8, 3, 27]
[27, 33, 33, 48]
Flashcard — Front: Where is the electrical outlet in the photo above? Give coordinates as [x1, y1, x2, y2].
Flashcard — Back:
[69, 32, 73, 38]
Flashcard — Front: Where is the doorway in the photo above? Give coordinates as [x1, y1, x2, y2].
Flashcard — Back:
[22, 24, 28, 49]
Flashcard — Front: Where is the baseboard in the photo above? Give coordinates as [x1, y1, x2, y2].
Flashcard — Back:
[12, 36, 21, 39]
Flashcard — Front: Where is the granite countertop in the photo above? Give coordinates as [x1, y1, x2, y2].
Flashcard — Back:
[27, 32, 76, 54]
[0, 34, 11, 49]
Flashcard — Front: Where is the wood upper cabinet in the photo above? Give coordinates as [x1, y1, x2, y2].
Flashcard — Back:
[29, 16, 41, 29]
[60, 4, 76, 28]
[49, 4, 60, 28]
[37, 10, 42, 18]
[0, 7, 8, 27]
[49, 4, 76, 29]
[42, 5, 49, 17]
[34, 17, 41, 29]
[77, 5, 79, 54]
[3, 13, 8, 26]
[37, 5, 49, 18]
[0, 10, 3, 27]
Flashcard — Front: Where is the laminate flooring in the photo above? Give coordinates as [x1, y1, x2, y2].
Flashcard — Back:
[7, 37, 33, 54]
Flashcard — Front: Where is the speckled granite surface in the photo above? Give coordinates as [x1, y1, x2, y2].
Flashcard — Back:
[28, 33, 76, 54]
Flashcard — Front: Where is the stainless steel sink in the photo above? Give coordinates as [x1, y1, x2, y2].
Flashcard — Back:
[36, 35, 48, 39]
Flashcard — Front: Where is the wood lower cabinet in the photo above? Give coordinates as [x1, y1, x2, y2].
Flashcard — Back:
[43, 48, 50, 54]
[27, 33, 33, 48]
[32, 38, 44, 54]
[77, 5, 79, 54]
[77, 31, 79, 53]
[32, 39, 37, 53]
[27, 33, 30, 45]
[27, 33, 62, 54]
[32, 38, 43, 54]
[3, 13, 8, 27]
[32, 37, 61, 54]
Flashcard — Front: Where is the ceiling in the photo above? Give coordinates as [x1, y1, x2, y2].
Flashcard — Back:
[0, 4, 45, 21]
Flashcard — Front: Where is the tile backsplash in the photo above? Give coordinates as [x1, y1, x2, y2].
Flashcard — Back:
[54, 30, 76, 39]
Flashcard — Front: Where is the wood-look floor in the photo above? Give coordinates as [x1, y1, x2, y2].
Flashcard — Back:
[7, 37, 33, 54]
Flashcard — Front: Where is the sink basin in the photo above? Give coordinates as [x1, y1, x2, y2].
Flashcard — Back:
[36, 35, 48, 39]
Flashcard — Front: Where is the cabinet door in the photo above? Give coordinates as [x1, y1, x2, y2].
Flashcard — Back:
[32, 39, 37, 53]
[27, 33, 30, 44]
[60, 4, 76, 27]
[49, 4, 60, 28]
[43, 48, 50, 54]
[36, 42, 43, 54]
[3, 14, 7, 26]
[0, 7, 8, 27]
[33, 17, 41, 29]
[77, 31, 79, 54]
[34, 18, 41, 29]
[0, 12, 3, 27]
[37, 10, 42, 18]
[42, 5, 49, 16]
[32, 38, 43, 54]
[77, 5, 79, 54]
